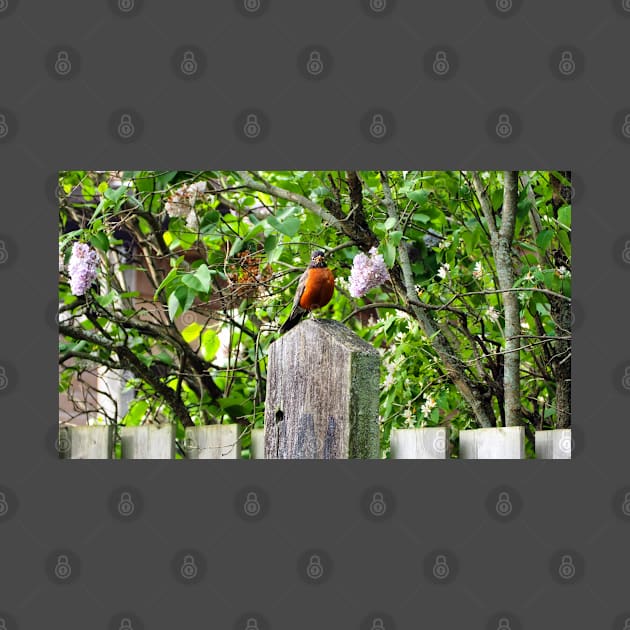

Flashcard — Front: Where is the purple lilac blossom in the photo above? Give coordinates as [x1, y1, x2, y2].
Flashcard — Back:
[68, 242, 99, 296]
[349, 247, 390, 298]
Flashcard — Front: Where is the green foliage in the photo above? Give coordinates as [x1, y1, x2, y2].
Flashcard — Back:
[59, 170, 570, 457]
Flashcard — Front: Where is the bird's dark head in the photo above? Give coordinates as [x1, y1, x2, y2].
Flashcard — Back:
[310, 250, 327, 267]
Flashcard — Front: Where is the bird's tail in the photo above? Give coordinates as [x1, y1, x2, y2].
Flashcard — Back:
[279, 310, 303, 334]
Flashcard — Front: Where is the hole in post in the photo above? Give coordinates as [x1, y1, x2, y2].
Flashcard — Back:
[275, 409, 284, 424]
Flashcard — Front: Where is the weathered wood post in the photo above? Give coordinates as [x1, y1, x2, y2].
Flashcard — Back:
[264, 319, 380, 459]
[58, 425, 113, 459]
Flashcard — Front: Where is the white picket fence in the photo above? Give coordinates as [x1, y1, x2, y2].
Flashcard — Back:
[57, 424, 571, 460]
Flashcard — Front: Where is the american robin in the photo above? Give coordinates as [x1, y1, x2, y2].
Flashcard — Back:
[279, 250, 335, 333]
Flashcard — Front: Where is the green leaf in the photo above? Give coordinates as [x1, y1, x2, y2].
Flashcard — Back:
[124, 400, 148, 426]
[168, 291, 181, 322]
[154, 266, 179, 298]
[194, 264, 212, 292]
[200, 210, 220, 234]
[384, 217, 397, 231]
[181, 321, 203, 343]
[200, 329, 220, 361]
[90, 230, 109, 252]
[267, 216, 300, 237]
[229, 238, 245, 257]
[167, 285, 195, 321]
[536, 229, 553, 253]
[557, 230, 571, 258]
[388, 231, 403, 246]
[382, 241, 396, 268]
[406, 189, 429, 205]
[104, 185, 127, 205]
[95, 290, 116, 307]
[182, 267, 211, 293]
[156, 171, 178, 188]
[264, 234, 278, 254]
[558, 205, 571, 229]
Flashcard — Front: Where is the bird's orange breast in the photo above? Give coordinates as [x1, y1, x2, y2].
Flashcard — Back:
[299, 267, 335, 311]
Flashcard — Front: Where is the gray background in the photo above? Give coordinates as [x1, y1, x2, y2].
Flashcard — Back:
[0, 0, 629, 628]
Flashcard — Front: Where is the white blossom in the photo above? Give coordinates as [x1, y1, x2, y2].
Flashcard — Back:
[486, 305, 500, 323]
[420, 395, 436, 418]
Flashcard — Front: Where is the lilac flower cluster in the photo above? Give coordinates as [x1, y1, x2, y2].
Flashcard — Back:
[68, 242, 99, 296]
[349, 247, 390, 298]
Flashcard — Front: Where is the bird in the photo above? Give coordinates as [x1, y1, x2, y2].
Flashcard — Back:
[279, 250, 335, 334]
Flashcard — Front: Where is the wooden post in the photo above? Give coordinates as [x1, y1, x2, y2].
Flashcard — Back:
[184, 425, 241, 459]
[535, 429, 571, 459]
[250, 428, 265, 459]
[59, 425, 113, 459]
[120, 424, 175, 459]
[390, 427, 449, 459]
[459, 426, 525, 459]
[264, 319, 380, 459]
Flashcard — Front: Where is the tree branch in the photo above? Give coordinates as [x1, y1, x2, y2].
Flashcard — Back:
[380, 172, 495, 428]
[473, 171, 521, 426]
